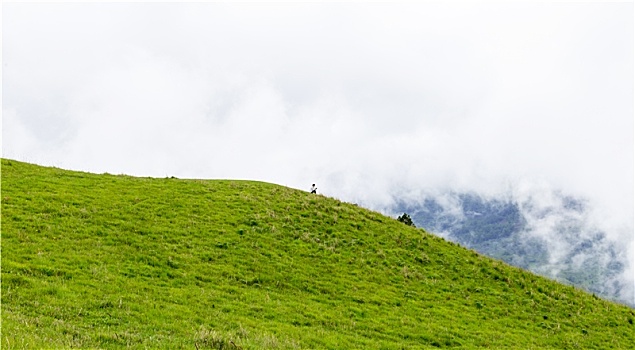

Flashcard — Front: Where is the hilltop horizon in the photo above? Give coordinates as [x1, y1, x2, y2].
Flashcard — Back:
[2, 158, 634, 348]
[4, 157, 633, 309]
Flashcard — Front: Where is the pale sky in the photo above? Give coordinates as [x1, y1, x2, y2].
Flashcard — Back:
[2, 2, 633, 296]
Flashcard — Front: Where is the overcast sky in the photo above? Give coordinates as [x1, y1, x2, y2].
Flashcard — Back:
[2, 3, 633, 239]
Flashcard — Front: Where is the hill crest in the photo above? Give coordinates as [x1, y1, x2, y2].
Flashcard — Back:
[2, 159, 634, 349]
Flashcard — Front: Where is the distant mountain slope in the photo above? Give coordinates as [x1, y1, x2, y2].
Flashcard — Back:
[393, 192, 632, 307]
[2, 159, 634, 349]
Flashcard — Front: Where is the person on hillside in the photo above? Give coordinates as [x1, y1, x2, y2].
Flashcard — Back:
[310, 184, 317, 194]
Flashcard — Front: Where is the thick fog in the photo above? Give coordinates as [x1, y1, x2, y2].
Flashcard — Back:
[3, 2, 633, 304]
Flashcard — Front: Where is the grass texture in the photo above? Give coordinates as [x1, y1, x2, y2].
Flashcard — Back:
[2, 159, 634, 349]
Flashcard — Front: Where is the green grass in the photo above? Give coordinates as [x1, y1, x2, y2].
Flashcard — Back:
[2, 158, 634, 349]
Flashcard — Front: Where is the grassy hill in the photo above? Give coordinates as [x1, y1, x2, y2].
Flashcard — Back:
[2, 159, 634, 349]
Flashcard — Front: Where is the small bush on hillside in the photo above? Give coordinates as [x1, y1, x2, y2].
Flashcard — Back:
[397, 213, 415, 227]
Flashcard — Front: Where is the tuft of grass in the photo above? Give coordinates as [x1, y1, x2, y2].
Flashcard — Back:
[2, 158, 634, 349]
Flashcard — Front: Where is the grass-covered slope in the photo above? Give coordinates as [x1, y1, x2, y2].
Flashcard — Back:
[2, 159, 634, 349]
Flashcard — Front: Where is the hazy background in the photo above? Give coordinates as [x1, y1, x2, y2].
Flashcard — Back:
[2, 2, 633, 303]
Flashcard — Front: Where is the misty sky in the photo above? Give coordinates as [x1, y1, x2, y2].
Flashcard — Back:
[2, 2, 633, 286]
